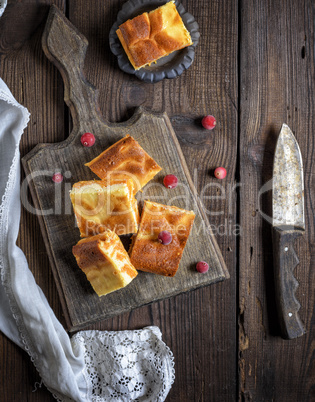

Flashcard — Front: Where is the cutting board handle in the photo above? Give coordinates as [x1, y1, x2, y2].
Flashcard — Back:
[272, 227, 306, 339]
[42, 5, 106, 132]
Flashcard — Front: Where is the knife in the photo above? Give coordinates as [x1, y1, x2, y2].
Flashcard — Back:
[272, 123, 306, 340]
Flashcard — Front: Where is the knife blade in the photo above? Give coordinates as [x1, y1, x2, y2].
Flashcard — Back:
[272, 123, 306, 339]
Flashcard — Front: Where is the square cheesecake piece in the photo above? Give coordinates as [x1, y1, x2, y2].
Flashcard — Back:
[70, 179, 139, 237]
[72, 231, 138, 297]
[129, 201, 195, 277]
[85, 135, 162, 193]
[116, 0, 193, 70]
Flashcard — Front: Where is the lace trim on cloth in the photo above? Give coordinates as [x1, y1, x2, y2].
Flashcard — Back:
[0, 88, 175, 401]
[72, 327, 175, 402]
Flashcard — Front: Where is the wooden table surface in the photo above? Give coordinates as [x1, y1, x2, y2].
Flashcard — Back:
[0, 1, 314, 401]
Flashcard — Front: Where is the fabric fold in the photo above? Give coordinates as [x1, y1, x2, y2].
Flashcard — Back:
[0, 77, 174, 401]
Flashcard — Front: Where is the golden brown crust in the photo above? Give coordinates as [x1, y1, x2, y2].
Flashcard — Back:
[129, 201, 195, 277]
[73, 234, 108, 269]
[128, 39, 166, 69]
[73, 231, 138, 297]
[116, 29, 139, 70]
[116, 1, 193, 70]
[85, 135, 162, 193]
[70, 179, 139, 237]
[119, 13, 151, 47]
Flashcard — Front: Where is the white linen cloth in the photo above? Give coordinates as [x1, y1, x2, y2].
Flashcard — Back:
[0, 77, 174, 401]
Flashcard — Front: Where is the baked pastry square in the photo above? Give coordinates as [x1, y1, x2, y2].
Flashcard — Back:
[116, 1, 193, 70]
[129, 201, 195, 277]
[70, 179, 139, 237]
[72, 231, 138, 297]
[85, 135, 162, 193]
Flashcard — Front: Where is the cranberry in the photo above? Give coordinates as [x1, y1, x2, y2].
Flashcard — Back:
[163, 174, 178, 189]
[81, 132, 95, 147]
[158, 231, 172, 245]
[52, 173, 63, 183]
[214, 167, 227, 179]
[201, 115, 216, 130]
[196, 261, 209, 273]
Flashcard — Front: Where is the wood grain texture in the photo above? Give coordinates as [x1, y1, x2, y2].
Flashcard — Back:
[272, 227, 306, 340]
[22, 5, 228, 331]
[3, 0, 314, 401]
[0, 1, 65, 401]
[239, 0, 315, 400]
[69, 1, 238, 401]
[0, 0, 239, 400]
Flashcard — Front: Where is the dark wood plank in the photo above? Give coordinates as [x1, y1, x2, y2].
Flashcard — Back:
[0, 0, 311, 401]
[0, 0, 239, 400]
[22, 5, 228, 331]
[239, 0, 315, 400]
[70, 0, 238, 400]
[0, 0, 65, 401]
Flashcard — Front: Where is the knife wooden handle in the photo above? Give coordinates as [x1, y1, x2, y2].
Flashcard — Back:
[272, 227, 306, 339]
[42, 5, 105, 132]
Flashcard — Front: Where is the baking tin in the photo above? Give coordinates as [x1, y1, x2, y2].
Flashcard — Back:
[109, 0, 200, 83]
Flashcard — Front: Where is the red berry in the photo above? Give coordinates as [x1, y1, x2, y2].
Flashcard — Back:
[214, 167, 227, 179]
[163, 174, 178, 189]
[81, 132, 95, 147]
[52, 173, 63, 183]
[158, 231, 172, 245]
[196, 261, 209, 273]
[201, 115, 216, 130]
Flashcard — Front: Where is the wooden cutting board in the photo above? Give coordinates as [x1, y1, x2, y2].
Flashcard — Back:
[22, 5, 229, 332]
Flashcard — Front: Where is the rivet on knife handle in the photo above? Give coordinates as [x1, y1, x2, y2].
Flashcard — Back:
[272, 227, 306, 339]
